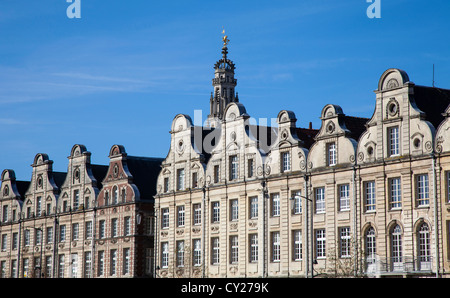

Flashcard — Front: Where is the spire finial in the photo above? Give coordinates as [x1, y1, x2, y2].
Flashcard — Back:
[222, 27, 230, 46]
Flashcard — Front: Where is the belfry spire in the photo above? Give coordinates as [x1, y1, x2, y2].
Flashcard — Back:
[207, 29, 238, 127]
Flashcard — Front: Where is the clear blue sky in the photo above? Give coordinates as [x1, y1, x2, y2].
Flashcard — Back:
[1, 0, 449, 180]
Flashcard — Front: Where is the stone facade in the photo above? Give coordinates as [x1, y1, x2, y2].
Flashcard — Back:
[154, 43, 450, 278]
[0, 144, 162, 278]
[2, 40, 450, 278]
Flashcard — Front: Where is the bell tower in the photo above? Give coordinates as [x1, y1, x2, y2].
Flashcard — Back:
[207, 30, 238, 127]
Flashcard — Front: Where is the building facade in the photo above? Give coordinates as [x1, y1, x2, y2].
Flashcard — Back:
[154, 39, 450, 278]
[0, 144, 162, 278]
[2, 38, 450, 278]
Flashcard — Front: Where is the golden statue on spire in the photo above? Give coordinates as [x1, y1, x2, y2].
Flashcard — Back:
[222, 27, 229, 46]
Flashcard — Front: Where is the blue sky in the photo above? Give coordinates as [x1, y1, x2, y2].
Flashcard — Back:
[1, 0, 449, 180]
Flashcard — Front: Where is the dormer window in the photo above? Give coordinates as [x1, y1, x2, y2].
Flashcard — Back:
[281, 152, 291, 173]
[229, 155, 238, 181]
[177, 169, 185, 191]
[327, 142, 337, 166]
[388, 126, 400, 156]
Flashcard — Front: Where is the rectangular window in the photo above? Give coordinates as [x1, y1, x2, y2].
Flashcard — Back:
[46, 227, 53, 244]
[327, 142, 337, 166]
[97, 251, 104, 277]
[230, 199, 239, 221]
[164, 177, 169, 193]
[12, 233, 18, 250]
[230, 155, 238, 180]
[316, 229, 326, 259]
[193, 203, 201, 225]
[365, 181, 376, 212]
[36, 196, 42, 217]
[271, 232, 280, 262]
[161, 242, 169, 268]
[271, 193, 280, 217]
[417, 174, 429, 206]
[35, 229, 42, 246]
[315, 187, 325, 214]
[248, 159, 254, 178]
[11, 259, 17, 278]
[193, 239, 202, 266]
[73, 190, 79, 209]
[177, 205, 185, 227]
[447, 172, 450, 203]
[1, 235, 6, 251]
[59, 225, 66, 242]
[161, 208, 169, 229]
[124, 217, 131, 236]
[293, 230, 302, 261]
[123, 248, 131, 275]
[214, 165, 220, 184]
[192, 172, 198, 188]
[292, 190, 302, 214]
[339, 227, 351, 258]
[339, 184, 350, 211]
[111, 218, 118, 237]
[99, 221, 105, 239]
[230, 236, 238, 264]
[211, 238, 220, 265]
[2, 205, 8, 222]
[85, 221, 92, 239]
[110, 249, 117, 276]
[177, 168, 185, 191]
[84, 252, 92, 278]
[176, 241, 185, 267]
[1, 261, 5, 278]
[389, 177, 402, 209]
[24, 230, 30, 246]
[72, 223, 79, 241]
[58, 254, 65, 278]
[211, 202, 220, 223]
[45, 256, 52, 277]
[249, 196, 258, 219]
[388, 126, 399, 156]
[249, 234, 258, 263]
[281, 151, 291, 172]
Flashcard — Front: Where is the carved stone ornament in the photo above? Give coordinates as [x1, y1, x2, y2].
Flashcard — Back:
[326, 121, 335, 134]
[386, 98, 399, 117]
[386, 78, 399, 89]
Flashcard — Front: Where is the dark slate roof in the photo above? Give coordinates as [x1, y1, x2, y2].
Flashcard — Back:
[126, 156, 164, 201]
[90, 164, 109, 189]
[15, 180, 30, 199]
[193, 126, 214, 162]
[52, 172, 67, 189]
[296, 127, 319, 149]
[412, 85, 450, 129]
[342, 116, 370, 142]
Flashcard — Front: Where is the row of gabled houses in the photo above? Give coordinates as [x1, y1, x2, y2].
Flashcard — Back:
[0, 144, 162, 278]
[2, 40, 450, 278]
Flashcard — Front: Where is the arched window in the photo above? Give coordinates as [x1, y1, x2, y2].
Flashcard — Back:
[418, 223, 431, 270]
[113, 186, 118, 204]
[365, 227, 376, 263]
[391, 225, 402, 271]
[121, 188, 126, 203]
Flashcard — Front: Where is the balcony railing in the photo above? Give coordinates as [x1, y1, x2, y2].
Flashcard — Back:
[364, 255, 433, 276]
